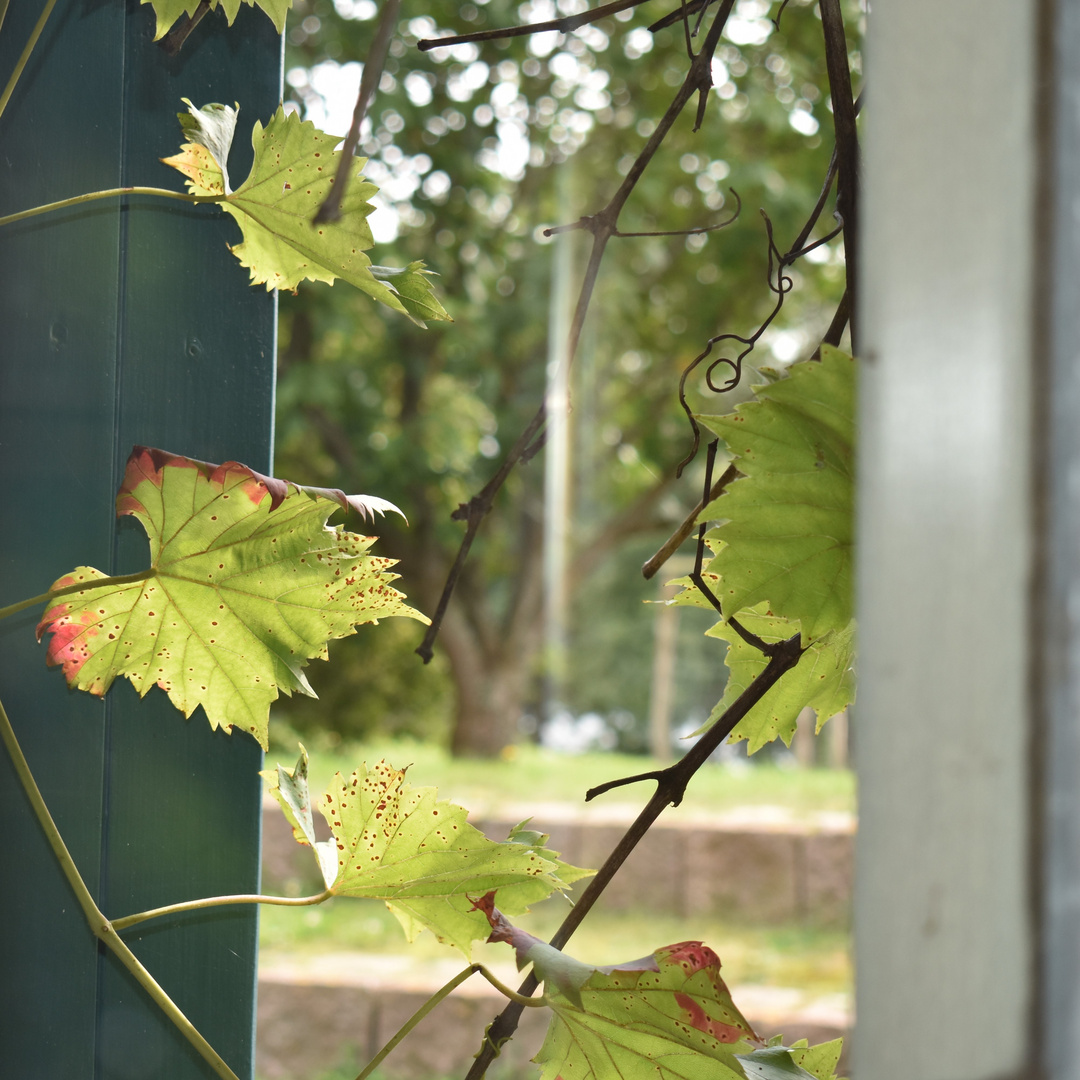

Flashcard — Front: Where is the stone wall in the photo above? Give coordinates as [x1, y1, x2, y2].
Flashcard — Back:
[261, 800, 855, 927]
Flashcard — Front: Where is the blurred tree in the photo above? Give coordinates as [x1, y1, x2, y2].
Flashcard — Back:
[272, 0, 858, 755]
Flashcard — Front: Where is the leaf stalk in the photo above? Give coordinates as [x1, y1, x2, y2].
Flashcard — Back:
[112, 888, 333, 931]
[0, 187, 224, 229]
[0, 694, 240, 1079]
[355, 965, 547, 1080]
[0, 0, 57, 123]
[0, 569, 154, 623]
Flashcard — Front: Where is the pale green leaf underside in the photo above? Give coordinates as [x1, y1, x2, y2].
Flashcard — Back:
[697, 347, 855, 642]
[262, 745, 340, 887]
[37, 449, 426, 749]
[176, 98, 239, 192]
[299, 759, 592, 953]
[142, 0, 292, 39]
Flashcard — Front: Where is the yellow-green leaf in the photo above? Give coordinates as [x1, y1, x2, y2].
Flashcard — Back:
[36, 446, 425, 748]
[265, 751, 592, 952]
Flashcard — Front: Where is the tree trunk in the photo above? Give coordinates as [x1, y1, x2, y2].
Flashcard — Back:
[440, 606, 541, 757]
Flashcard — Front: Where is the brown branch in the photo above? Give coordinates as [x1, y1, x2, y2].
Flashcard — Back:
[818, 0, 860, 351]
[158, 0, 211, 55]
[642, 462, 738, 579]
[314, 0, 402, 224]
[812, 288, 851, 355]
[415, 403, 547, 663]
[417, 0, 650, 52]
[462, 626, 803, 1078]
[419, 0, 737, 663]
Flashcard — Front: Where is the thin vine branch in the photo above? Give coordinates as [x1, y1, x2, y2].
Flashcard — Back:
[315, 0, 402, 224]
[356, 964, 547, 1080]
[818, 0, 860, 351]
[686, 440, 773, 652]
[418, 0, 738, 662]
[674, 210, 794, 475]
[672, 92, 862, 476]
[0, 696, 239, 1080]
[0, 0, 58, 124]
[461, 624, 803, 1079]
[159, 0, 212, 56]
[642, 462, 737, 579]
[417, 0, 650, 52]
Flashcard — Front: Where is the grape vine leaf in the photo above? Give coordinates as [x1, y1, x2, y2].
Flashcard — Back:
[263, 752, 593, 953]
[696, 347, 854, 642]
[735, 1047, 819, 1080]
[474, 898, 843, 1080]
[787, 1038, 844, 1080]
[36, 446, 426, 749]
[167, 99, 238, 192]
[142, 0, 292, 41]
[690, 599, 855, 752]
[161, 102, 450, 327]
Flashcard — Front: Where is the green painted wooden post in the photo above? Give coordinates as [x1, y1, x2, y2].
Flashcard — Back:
[0, 3, 281, 1076]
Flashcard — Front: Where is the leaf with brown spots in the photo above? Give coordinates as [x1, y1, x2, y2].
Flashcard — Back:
[534, 938, 763, 1080]
[476, 901, 843, 1080]
[36, 446, 426, 748]
[161, 103, 449, 326]
[313, 760, 592, 953]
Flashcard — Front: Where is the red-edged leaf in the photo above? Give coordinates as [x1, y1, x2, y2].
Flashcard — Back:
[36, 446, 424, 747]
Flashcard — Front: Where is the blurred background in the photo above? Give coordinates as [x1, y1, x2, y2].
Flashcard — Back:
[258, 1, 859, 1075]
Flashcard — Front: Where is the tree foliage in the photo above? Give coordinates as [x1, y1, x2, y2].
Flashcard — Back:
[274, 0, 858, 753]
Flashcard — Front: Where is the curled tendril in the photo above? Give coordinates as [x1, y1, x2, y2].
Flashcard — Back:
[676, 210, 799, 475]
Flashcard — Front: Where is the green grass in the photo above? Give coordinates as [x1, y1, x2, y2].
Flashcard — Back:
[264, 729, 856, 818]
[259, 893, 851, 999]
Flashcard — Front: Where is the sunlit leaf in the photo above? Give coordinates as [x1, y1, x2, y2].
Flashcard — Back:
[142, 0, 292, 41]
[265, 752, 592, 951]
[697, 347, 855, 642]
[36, 446, 424, 748]
[161, 104, 451, 326]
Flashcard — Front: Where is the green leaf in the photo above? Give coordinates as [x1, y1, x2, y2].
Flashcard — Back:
[788, 1039, 844, 1080]
[289, 760, 593, 952]
[536, 940, 762, 1080]
[142, 0, 292, 40]
[36, 446, 425, 749]
[371, 262, 453, 328]
[696, 603, 855, 752]
[735, 1047, 819, 1080]
[261, 744, 339, 887]
[697, 347, 855, 642]
[162, 105, 450, 326]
